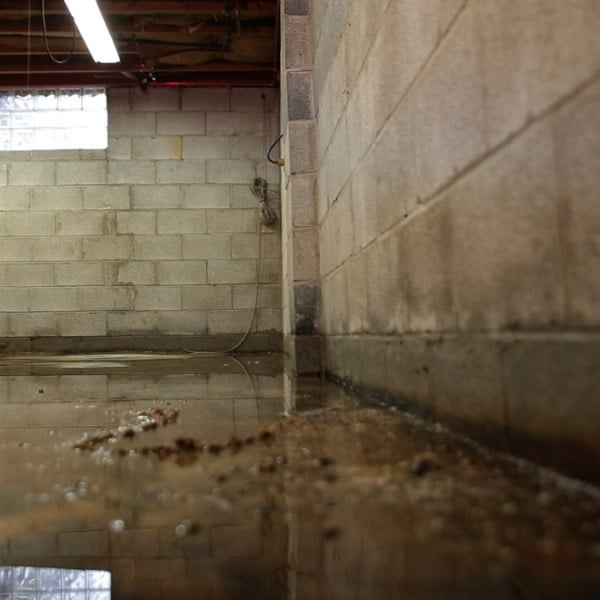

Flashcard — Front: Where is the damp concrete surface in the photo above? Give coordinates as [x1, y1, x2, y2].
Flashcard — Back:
[0, 352, 598, 599]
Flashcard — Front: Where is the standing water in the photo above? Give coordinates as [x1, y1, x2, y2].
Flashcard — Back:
[0, 353, 599, 599]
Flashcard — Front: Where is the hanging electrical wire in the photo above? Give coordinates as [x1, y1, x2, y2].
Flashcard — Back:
[267, 133, 284, 166]
[41, 0, 76, 64]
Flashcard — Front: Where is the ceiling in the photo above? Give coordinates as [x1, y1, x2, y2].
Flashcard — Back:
[0, 0, 280, 89]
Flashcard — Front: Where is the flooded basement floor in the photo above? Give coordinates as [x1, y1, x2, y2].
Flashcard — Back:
[0, 352, 599, 599]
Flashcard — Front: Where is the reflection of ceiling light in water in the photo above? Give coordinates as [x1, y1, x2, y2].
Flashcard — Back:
[64, 0, 120, 63]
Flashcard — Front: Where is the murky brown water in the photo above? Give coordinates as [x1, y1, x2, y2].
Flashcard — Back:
[0, 352, 599, 599]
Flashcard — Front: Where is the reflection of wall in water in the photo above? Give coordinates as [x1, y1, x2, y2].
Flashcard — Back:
[0, 369, 287, 599]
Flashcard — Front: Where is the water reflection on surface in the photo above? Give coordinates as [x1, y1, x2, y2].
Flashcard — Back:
[0, 566, 110, 599]
[0, 353, 599, 599]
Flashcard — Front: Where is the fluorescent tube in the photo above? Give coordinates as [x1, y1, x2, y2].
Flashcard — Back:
[64, 0, 120, 63]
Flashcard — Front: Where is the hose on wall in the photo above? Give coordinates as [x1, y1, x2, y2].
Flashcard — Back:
[191, 93, 280, 354]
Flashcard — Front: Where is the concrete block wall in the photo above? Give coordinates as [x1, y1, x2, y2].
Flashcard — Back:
[0, 87, 282, 351]
[301, 0, 600, 482]
[280, 0, 321, 373]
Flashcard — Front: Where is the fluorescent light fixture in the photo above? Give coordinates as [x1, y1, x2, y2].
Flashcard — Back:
[64, 0, 120, 63]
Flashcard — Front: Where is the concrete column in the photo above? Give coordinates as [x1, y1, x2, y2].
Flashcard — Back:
[280, 0, 320, 373]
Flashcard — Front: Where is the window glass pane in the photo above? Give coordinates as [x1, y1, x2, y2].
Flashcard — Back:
[13, 92, 35, 110]
[13, 566, 37, 589]
[0, 567, 111, 597]
[63, 570, 87, 590]
[11, 111, 36, 128]
[87, 571, 110, 588]
[83, 87, 107, 110]
[58, 89, 82, 110]
[39, 568, 63, 591]
[87, 127, 108, 148]
[12, 129, 35, 149]
[0, 130, 10, 150]
[35, 91, 58, 110]
[37, 110, 70, 129]
[0, 88, 107, 150]
[35, 128, 62, 149]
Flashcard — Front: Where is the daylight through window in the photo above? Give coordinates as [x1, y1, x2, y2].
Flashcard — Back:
[0, 88, 108, 151]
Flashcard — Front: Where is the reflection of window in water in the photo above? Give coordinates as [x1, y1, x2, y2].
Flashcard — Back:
[0, 566, 110, 598]
[0, 88, 108, 151]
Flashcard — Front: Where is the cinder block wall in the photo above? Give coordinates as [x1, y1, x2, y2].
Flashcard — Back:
[279, 0, 321, 373]
[0, 87, 281, 352]
[305, 0, 600, 481]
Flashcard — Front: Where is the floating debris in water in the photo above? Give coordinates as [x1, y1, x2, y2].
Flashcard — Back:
[175, 437, 201, 451]
[175, 519, 198, 538]
[208, 442, 224, 455]
[258, 429, 275, 443]
[411, 451, 442, 477]
[64, 491, 78, 503]
[73, 433, 114, 451]
[323, 526, 342, 540]
[227, 435, 244, 452]
[72, 407, 179, 452]
[72, 410, 281, 468]
[109, 519, 126, 533]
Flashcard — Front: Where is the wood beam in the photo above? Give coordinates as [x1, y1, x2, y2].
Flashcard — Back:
[0, 1, 278, 17]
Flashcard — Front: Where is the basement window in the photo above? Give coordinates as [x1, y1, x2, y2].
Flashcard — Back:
[0, 88, 108, 151]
